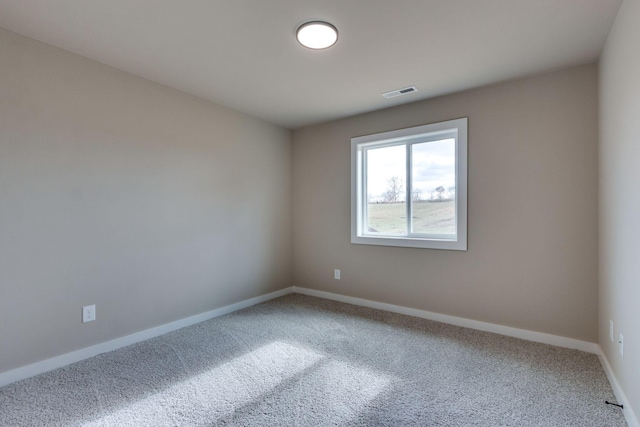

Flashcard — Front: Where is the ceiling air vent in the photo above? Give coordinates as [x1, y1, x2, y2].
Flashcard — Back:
[382, 86, 418, 99]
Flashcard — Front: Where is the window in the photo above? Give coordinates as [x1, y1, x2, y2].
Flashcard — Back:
[351, 117, 467, 250]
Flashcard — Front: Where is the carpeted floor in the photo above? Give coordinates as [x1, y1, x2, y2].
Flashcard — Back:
[0, 294, 627, 426]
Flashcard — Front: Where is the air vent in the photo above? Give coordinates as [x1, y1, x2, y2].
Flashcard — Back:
[382, 86, 418, 99]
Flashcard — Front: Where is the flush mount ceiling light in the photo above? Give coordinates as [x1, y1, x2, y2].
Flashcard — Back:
[296, 21, 338, 49]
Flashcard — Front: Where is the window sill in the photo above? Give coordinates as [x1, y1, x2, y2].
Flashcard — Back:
[351, 234, 467, 251]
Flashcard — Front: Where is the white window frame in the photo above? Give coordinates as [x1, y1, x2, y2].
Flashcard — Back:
[351, 117, 467, 250]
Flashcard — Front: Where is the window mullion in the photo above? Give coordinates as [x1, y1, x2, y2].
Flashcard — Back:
[406, 143, 412, 237]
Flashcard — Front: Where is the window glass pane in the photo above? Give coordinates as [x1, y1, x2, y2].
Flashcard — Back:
[366, 145, 407, 235]
[411, 139, 456, 235]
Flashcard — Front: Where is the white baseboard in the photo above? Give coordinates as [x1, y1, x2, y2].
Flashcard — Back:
[293, 286, 640, 424]
[597, 346, 639, 427]
[5, 285, 633, 424]
[0, 287, 294, 388]
[293, 286, 599, 354]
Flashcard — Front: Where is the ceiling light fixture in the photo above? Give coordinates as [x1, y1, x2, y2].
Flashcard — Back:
[296, 21, 338, 50]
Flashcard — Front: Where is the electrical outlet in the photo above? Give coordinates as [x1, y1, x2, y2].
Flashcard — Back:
[334, 269, 341, 280]
[610, 320, 614, 341]
[82, 305, 96, 323]
[619, 334, 624, 357]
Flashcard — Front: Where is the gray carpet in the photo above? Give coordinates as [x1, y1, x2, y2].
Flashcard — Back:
[0, 294, 627, 426]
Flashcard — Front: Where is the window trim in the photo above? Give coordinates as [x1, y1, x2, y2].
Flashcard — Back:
[351, 117, 468, 250]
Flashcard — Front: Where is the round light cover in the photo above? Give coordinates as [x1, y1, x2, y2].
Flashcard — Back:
[296, 21, 338, 49]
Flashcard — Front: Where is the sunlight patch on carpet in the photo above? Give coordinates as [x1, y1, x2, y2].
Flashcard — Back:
[85, 341, 324, 425]
[303, 360, 392, 423]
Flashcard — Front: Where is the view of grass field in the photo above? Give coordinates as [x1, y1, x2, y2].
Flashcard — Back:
[367, 200, 455, 235]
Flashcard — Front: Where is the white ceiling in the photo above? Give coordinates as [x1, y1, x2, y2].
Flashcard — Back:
[0, 0, 622, 129]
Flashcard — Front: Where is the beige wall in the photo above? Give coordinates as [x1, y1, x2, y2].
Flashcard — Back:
[0, 28, 292, 373]
[293, 64, 599, 342]
[599, 0, 640, 418]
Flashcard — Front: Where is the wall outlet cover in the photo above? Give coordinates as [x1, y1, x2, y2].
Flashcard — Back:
[82, 305, 96, 323]
[618, 334, 624, 357]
